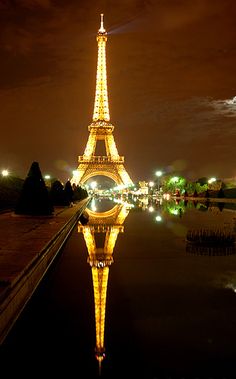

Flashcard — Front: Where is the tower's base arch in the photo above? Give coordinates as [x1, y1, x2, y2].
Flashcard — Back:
[72, 159, 133, 187]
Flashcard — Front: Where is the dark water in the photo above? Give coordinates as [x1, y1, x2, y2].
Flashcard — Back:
[2, 197, 236, 379]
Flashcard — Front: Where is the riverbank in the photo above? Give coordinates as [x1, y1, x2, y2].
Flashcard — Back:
[172, 196, 236, 203]
[0, 198, 90, 344]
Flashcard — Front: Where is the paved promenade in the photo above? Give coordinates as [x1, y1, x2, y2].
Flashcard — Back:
[0, 198, 89, 342]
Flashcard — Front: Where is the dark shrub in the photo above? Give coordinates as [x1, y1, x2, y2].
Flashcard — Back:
[50, 180, 66, 205]
[64, 180, 74, 205]
[73, 185, 88, 201]
[15, 161, 54, 215]
[217, 188, 225, 198]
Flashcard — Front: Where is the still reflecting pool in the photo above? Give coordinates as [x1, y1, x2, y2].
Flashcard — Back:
[2, 197, 236, 378]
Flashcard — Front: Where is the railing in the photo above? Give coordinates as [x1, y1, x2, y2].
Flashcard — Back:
[78, 225, 124, 233]
[78, 155, 124, 163]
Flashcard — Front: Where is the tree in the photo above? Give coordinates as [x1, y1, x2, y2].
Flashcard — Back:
[15, 161, 54, 215]
[64, 180, 74, 205]
[161, 175, 186, 194]
[195, 182, 208, 196]
[184, 190, 188, 197]
[50, 180, 65, 205]
[197, 177, 208, 186]
[73, 185, 88, 201]
[217, 187, 225, 198]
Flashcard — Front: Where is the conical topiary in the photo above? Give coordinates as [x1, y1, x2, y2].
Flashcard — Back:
[64, 180, 74, 205]
[15, 161, 54, 215]
[50, 180, 66, 205]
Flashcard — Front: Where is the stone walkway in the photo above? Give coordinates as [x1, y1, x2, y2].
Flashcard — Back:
[0, 199, 89, 299]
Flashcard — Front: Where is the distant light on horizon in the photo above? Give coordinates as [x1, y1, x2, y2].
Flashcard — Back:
[170, 176, 179, 183]
[90, 181, 97, 190]
[1, 169, 9, 177]
[208, 177, 216, 184]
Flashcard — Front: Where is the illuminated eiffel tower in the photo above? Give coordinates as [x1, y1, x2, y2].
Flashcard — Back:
[72, 14, 133, 187]
[78, 201, 131, 373]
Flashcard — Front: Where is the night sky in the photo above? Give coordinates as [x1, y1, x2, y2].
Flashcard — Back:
[1, 0, 236, 183]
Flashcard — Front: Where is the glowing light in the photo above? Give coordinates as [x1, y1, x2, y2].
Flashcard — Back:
[169, 208, 179, 216]
[113, 197, 134, 208]
[44, 175, 51, 180]
[78, 203, 131, 367]
[71, 14, 133, 188]
[225, 96, 236, 105]
[156, 170, 162, 191]
[1, 170, 9, 177]
[72, 170, 79, 177]
[170, 176, 179, 183]
[91, 198, 97, 211]
[226, 283, 236, 293]
[148, 206, 154, 212]
[208, 177, 216, 184]
[163, 193, 170, 200]
[99, 13, 106, 33]
[91, 181, 97, 190]
[113, 184, 126, 191]
[155, 215, 162, 222]
[149, 181, 154, 187]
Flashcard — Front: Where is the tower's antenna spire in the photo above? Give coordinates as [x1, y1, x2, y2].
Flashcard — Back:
[93, 13, 109, 122]
[99, 13, 106, 33]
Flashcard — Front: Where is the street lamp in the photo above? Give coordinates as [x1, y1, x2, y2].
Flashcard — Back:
[1, 169, 9, 177]
[155, 170, 163, 192]
[171, 176, 179, 183]
[44, 174, 51, 188]
[149, 181, 154, 197]
[90, 181, 97, 192]
[208, 177, 216, 184]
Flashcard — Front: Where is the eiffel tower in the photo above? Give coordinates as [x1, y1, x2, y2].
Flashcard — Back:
[78, 201, 131, 374]
[72, 14, 133, 187]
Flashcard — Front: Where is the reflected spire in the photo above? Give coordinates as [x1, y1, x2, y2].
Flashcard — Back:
[78, 202, 130, 374]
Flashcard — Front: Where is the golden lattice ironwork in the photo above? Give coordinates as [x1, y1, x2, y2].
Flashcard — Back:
[72, 14, 133, 187]
[78, 202, 131, 371]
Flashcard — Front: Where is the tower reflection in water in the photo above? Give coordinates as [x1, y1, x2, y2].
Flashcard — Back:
[78, 199, 131, 375]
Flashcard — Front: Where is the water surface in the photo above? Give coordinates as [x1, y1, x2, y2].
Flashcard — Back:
[2, 197, 236, 378]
